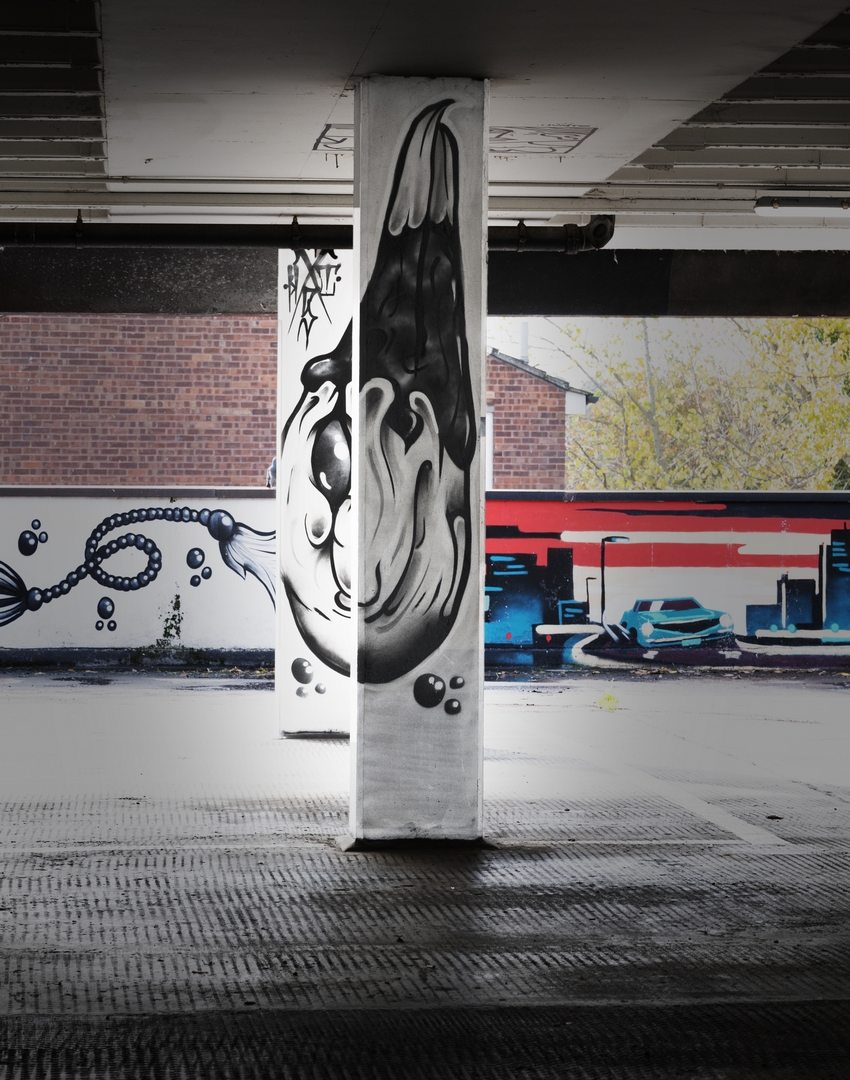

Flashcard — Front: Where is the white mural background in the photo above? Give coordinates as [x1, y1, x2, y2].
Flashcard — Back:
[0, 494, 275, 650]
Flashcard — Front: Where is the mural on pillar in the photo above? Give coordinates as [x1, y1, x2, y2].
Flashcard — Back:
[358, 99, 478, 690]
[0, 505, 275, 630]
[277, 97, 482, 725]
[278, 246, 353, 729]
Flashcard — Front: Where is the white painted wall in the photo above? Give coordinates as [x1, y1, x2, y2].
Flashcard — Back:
[0, 493, 275, 651]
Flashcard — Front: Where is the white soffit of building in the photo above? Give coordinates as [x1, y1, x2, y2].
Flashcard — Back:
[1, 0, 848, 246]
[98, 0, 840, 184]
[579, 6, 850, 248]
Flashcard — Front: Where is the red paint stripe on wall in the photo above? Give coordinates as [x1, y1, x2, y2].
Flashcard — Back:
[486, 500, 847, 537]
[486, 538, 820, 570]
[572, 543, 820, 569]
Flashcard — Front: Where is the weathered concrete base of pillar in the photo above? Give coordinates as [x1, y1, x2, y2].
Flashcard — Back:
[351, 75, 488, 842]
[336, 833, 491, 853]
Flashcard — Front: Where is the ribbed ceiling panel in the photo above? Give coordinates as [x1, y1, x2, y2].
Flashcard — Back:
[0, 1, 105, 183]
[615, 7, 850, 188]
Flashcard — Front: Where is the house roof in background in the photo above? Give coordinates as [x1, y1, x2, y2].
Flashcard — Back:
[487, 348, 599, 403]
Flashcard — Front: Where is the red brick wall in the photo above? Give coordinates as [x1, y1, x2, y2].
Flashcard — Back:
[0, 314, 277, 486]
[0, 321, 565, 489]
[486, 354, 565, 489]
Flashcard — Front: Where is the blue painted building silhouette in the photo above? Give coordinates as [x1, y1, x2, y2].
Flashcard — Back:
[485, 547, 578, 653]
[746, 526, 850, 635]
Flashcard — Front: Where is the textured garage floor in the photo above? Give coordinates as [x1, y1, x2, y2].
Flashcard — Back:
[0, 670, 848, 1078]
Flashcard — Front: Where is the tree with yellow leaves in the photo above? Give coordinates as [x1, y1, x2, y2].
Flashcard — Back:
[543, 317, 850, 491]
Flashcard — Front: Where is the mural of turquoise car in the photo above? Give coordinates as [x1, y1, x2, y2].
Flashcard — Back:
[620, 597, 734, 646]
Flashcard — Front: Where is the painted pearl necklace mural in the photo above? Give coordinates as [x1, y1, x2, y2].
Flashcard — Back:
[0, 506, 275, 629]
[18, 520, 47, 557]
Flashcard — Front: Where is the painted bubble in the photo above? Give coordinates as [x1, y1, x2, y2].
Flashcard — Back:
[201, 567, 212, 580]
[207, 510, 235, 542]
[190, 575, 201, 587]
[449, 676, 465, 690]
[18, 531, 38, 556]
[38, 532, 48, 544]
[315, 683, 326, 695]
[186, 548, 206, 569]
[97, 596, 115, 619]
[292, 658, 314, 685]
[31, 520, 40, 530]
[107, 620, 117, 632]
[296, 686, 310, 698]
[413, 673, 446, 708]
[444, 699, 461, 715]
[95, 621, 104, 631]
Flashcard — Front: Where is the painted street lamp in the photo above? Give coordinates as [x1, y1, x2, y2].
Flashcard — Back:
[600, 535, 630, 626]
[584, 576, 597, 621]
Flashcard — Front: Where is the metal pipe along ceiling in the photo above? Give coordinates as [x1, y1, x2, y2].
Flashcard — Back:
[0, 217, 615, 253]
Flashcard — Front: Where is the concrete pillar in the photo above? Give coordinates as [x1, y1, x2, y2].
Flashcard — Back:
[345, 76, 489, 843]
[277, 247, 353, 736]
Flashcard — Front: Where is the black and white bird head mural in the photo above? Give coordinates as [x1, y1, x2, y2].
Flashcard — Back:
[278, 99, 477, 687]
[358, 99, 476, 684]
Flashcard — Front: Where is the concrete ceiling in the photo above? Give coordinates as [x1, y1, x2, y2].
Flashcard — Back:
[1, 0, 848, 247]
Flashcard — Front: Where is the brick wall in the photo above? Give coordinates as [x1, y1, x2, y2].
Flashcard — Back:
[0, 319, 566, 489]
[486, 353, 565, 489]
[0, 314, 277, 486]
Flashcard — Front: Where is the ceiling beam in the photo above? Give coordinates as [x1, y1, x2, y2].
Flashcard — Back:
[0, 190, 840, 219]
[1, 248, 849, 316]
[491, 250, 850, 316]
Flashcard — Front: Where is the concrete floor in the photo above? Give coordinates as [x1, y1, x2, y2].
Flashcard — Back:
[0, 669, 848, 1078]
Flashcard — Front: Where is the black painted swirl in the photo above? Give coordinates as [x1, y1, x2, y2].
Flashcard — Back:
[279, 323, 352, 676]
